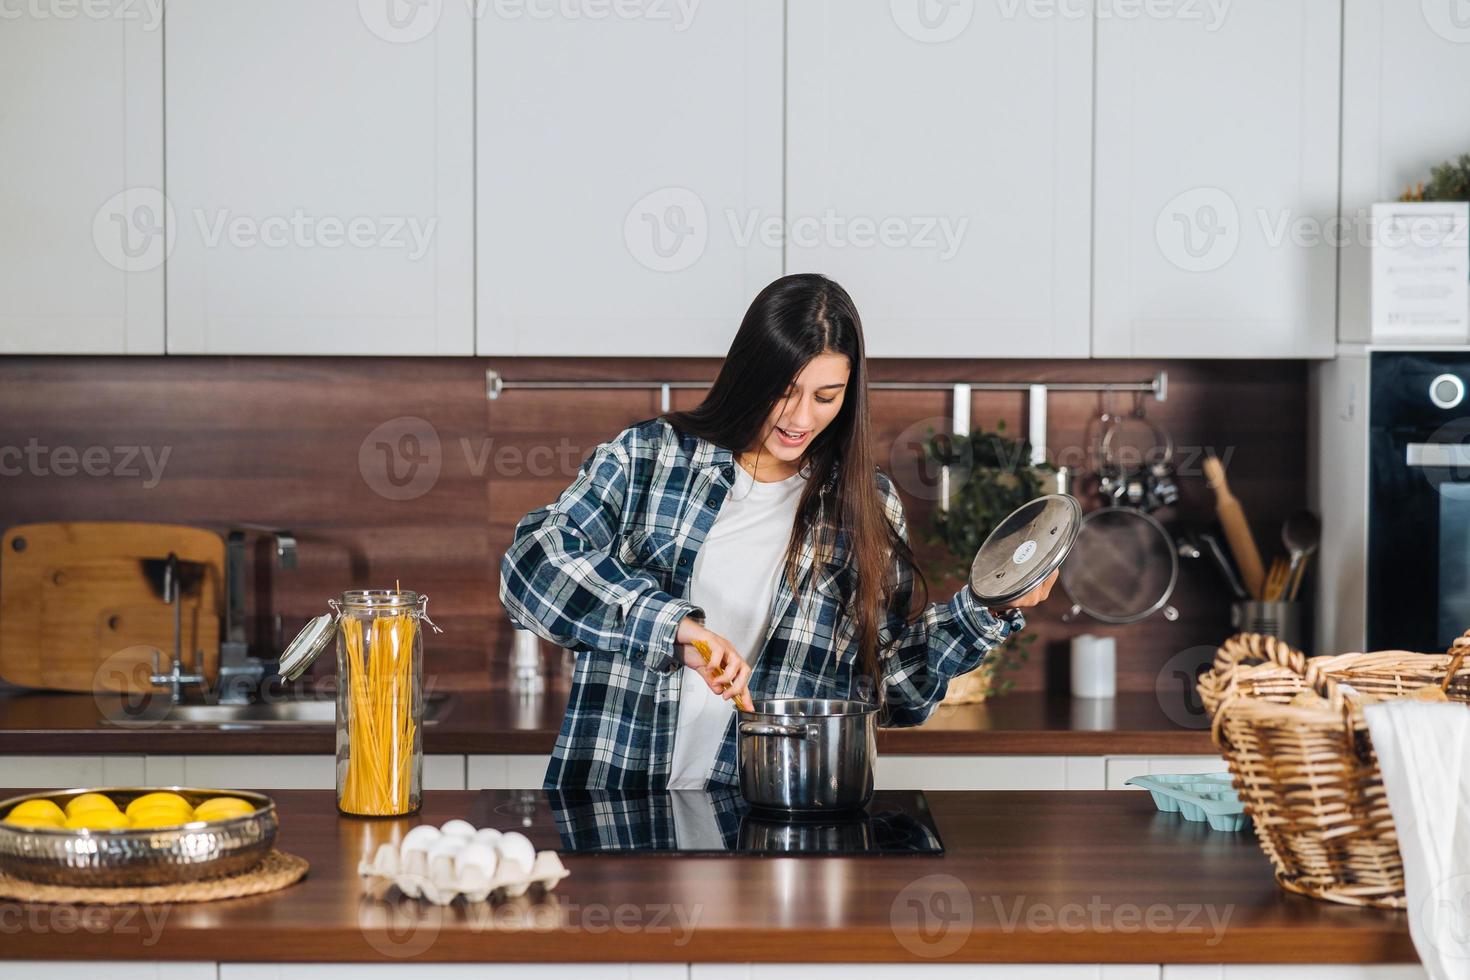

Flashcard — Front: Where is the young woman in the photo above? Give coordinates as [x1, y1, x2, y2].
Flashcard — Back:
[499, 273, 1057, 791]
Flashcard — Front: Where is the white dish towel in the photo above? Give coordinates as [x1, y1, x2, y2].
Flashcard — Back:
[1363, 699, 1470, 980]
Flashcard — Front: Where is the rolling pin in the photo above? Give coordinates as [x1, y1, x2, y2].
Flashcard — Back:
[1203, 455, 1266, 600]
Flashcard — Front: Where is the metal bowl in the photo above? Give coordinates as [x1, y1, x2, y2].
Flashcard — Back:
[0, 787, 278, 886]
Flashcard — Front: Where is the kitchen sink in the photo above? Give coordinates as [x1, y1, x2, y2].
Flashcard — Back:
[101, 692, 449, 728]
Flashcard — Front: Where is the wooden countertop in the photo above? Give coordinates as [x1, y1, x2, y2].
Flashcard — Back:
[0, 688, 1216, 756]
[0, 790, 1414, 964]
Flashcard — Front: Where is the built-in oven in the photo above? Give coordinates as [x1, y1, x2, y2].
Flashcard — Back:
[1369, 350, 1470, 651]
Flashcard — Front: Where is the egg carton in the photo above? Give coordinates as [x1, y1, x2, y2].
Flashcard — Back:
[1125, 772, 1252, 832]
[356, 819, 570, 905]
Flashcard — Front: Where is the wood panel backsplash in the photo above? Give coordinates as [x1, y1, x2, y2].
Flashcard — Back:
[0, 356, 1306, 694]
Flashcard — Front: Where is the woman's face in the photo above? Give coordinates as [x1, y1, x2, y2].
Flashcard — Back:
[753, 352, 851, 464]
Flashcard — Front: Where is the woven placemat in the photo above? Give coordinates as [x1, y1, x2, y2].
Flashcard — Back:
[0, 848, 308, 905]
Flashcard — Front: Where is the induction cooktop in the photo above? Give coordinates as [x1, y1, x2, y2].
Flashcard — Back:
[467, 789, 943, 856]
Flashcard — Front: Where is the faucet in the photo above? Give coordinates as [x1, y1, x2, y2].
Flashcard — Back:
[149, 552, 207, 704]
[217, 527, 297, 704]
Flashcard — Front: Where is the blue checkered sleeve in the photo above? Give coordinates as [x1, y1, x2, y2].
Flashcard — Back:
[498, 431, 703, 675]
[874, 472, 1025, 727]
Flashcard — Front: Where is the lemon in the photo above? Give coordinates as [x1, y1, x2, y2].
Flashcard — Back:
[64, 809, 131, 831]
[3, 813, 63, 829]
[124, 792, 191, 819]
[65, 793, 120, 818]
[128, 807, 194, 829]
[194, 797, 255, 821]
[9, 799, 66, 824]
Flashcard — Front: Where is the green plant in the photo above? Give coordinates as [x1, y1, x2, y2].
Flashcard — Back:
[923, 421, 1054, 697]
[1400, 152, 1470, 202]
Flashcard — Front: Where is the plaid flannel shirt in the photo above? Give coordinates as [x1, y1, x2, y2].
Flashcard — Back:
[498, 417, 1024, 790]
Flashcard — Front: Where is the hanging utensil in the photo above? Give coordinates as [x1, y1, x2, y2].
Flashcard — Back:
[1059, 507, 1181, 624]
[1281, 510, 1321, 602]
[1202, 455, 1265, 600]
[1199, 531, 1249, 601]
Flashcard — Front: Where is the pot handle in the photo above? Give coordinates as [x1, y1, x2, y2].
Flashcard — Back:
[739, 721, 819, 740]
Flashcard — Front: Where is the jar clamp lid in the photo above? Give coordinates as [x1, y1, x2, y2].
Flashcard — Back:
[277, 590, 441, 682]
[968, 493, 1082, 605]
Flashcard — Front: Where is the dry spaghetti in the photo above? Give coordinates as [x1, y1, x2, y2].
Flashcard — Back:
[338, 607, 419, 816]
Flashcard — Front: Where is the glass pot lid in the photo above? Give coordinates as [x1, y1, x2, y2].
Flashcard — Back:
[968, 493, 1082, 605]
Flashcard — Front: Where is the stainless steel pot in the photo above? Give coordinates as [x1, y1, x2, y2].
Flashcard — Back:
[736, 698, 876, 813]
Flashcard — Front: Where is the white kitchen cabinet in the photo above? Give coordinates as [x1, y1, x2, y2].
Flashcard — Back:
[876, 755, 1069, 791]
[1093, 3, 1340, 358]
[476, 0, 783, 356]
[140, 755, 465, 791]
[1338, 0, 1470, 343]
[164, 0, 472, 354]
[467, 754, 553, 790]
[0, 11, 163, 353]
[2, 966, 213, 980]
[697, 967, 1160, 979]
[223, 966, 684, 979]
[0, 755, 145, 789]
[1105, 755, 1229, 791]
[1163, 967, 1426, 979]
[785, 0, 1092, 358]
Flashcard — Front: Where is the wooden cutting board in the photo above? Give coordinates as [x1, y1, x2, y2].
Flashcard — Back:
[0, 522, 224, 693]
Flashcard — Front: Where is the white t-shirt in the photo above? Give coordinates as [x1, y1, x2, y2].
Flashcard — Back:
[666, 464, 806, 789]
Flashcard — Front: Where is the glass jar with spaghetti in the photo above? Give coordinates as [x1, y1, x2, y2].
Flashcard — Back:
[278, 588, 441, 817]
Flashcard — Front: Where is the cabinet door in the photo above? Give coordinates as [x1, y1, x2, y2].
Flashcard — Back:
[1093, 3, 1340, 358]
[165, 0, 472, 354]
[1339, 0, 1470, 343]
[0, 11, 163, 353]
[785, 0, 1092, 358]
[477, 1, 783, 356]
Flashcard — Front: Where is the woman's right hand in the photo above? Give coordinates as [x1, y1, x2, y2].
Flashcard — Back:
[676, 617, 752, 705]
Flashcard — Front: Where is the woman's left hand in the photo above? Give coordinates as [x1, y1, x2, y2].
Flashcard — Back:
[1003, 568, 1059, 610]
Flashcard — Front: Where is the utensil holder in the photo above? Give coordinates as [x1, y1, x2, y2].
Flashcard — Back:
[1230, 600, 1303, 651]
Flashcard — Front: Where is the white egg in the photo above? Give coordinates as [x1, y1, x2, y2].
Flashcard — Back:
[426, 836, 466, 881]
[495, 831, 535, 878]
[399, 824, 442, 878]
[439, 818, 476, 839]
[453, 843, 498, 892]
[472, 827, 502, 850]
[365, 842, 399, 877]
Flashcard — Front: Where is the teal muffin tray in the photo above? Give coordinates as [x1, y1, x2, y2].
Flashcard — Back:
[1126, 772, 1251, 832]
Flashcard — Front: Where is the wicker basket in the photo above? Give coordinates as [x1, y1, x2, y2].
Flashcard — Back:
[1198, 631, 1470, 909]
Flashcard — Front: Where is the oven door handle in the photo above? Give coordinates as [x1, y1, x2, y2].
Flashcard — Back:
[1406, 443, 1470, 468]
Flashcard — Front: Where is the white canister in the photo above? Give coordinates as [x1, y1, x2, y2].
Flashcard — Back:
[1070, 634, 1116, 699]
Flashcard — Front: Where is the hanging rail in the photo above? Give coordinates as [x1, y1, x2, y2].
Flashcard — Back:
[485, 369, 1168, 406]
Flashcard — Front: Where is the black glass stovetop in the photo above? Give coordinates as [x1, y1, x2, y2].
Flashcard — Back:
[468, 789, 943, 856]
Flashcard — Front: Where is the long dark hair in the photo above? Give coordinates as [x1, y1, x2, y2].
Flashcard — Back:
[664, 273, 928, 693]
